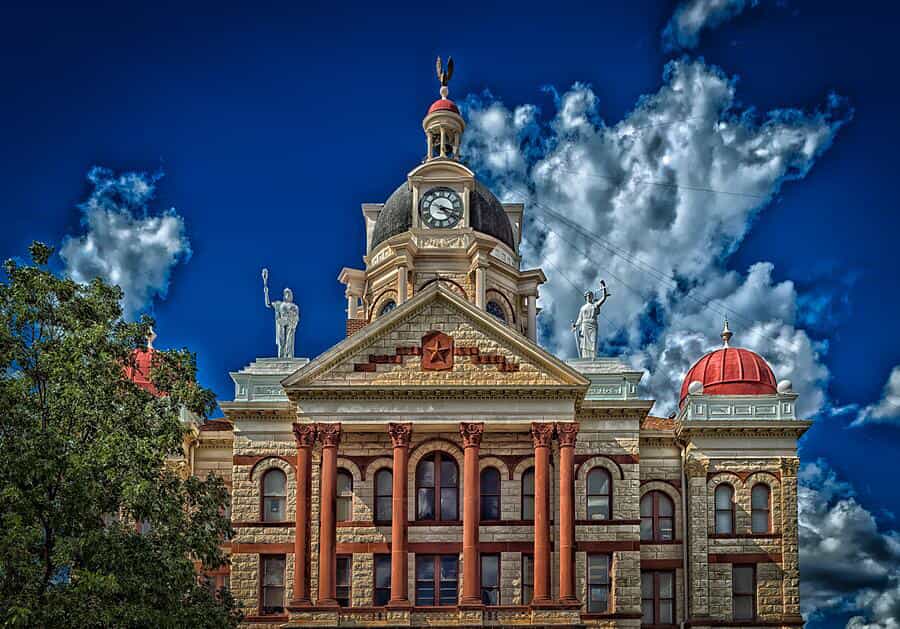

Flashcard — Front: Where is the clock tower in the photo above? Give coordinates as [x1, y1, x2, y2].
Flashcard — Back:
[339, 58, 546, 340]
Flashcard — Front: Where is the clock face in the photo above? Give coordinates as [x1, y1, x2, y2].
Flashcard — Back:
[419, 187, 463, 229]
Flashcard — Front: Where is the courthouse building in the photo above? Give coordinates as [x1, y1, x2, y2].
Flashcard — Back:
[173, 65, 809, 628]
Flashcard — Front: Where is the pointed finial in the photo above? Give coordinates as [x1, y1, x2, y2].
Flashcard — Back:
[721, 317, 732, 347]
[436, 56, 454, 99]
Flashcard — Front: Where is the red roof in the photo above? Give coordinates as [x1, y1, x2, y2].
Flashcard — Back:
[679, 346, 777, 407]
[427, 98, 460, 115]
[124, 348, 160, 396]
[642, 415, 676, 431]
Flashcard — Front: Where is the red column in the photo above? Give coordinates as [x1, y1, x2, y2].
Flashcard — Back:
[556, 422, 579, 604]
[316, 422, 341, 607]
[387, 423, 412, 608]
[290, 423, 316, 607]
[531, 422, 554, 605]
[459, 422, 485, 607]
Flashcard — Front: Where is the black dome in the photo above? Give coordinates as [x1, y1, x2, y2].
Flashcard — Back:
[371, 180, 515, 250]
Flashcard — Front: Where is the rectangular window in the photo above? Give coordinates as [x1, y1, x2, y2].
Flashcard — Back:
[481, 493, 501, 521]
[521, 554, 534, 605]
[587, 554, 611, 613]
[374, 554, 391, 606]
[733, 565, 756, 621]
[481, 554, 500, 605]
[260, 555, 285, 615]
[376, 496, 392, 522]
[641, 570, 675, 625]
[336, 555, 352, 608]
[415, 555, 458, 606]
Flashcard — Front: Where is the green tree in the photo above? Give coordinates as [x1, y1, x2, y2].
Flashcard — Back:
[0, 243, 241, 628]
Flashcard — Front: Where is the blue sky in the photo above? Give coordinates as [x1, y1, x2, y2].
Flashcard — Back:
[2, 1, 899, 626]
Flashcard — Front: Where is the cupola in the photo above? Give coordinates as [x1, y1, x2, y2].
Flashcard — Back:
[125, 328, 161, 396]
[679, 319, 778, 407]
[423, 56, 465, 160]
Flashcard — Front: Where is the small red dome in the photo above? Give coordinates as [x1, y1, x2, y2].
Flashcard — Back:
[427, 98, 460, 114]
[124, 348, 160, 396]
[679, 346, 777, 407]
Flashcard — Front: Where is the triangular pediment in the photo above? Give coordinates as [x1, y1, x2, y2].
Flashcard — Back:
[282, 283, 588, 392]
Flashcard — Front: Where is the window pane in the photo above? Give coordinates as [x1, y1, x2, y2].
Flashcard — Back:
[588, 586, 608, 612]
[376, 496, 392, 522]
[587, 496, 610, 520]
[481, 555, 499, 587]
[733, 566, 754, 593]
[375, 556, 391, 588]
[376, 470, 393, 494]
[752, 484, 769, 509]
[752, 511, 769, 533]
[417, 460, 434, 487]
[734, 596, 753, 620]
[416, 586, 435, 606]
[716, 511, 733, 534]
[658, 494, 674, 516]
[588, 555, 609, 584]
[441, 460, 458, 487]
[641, 517, 653, 541]
[263, 557, 285, 585]
[374, 588, 390, 606]
[337, 496, 351, 522]
[439, 585, 457, 606]
[417, 556, 434, 580]
[481, 468, 500, 493]
[659, 572, 673, 597]
[522, 556, 534, 585]
[337, 470, 353, 495]
[263, 470, 286, 496]
[522, 496, 534, 520]
[660, 598, 674, 623]
[642, 600, 654, 623]
[640, 493, 653, 517]
[522, 469, 534, 495]
[440, 556, 458, 580]
[715, 485, 733, 509]
[417, 488, 434, 520]
[587, 469, 610, 494]
[482, 587, 499, 605]
[659, 517, 674, 541]
[263, 586, 284, 608]
[481, 495, 500, 520]
[440, 488, 457, 520]
[641, 572, 654, 597]
[336, 557, 350, 585]
[264, 497, 285, 522]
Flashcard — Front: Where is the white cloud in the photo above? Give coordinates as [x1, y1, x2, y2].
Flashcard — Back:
[461, 58, 847, 417]
[798, 461, 900, 627]
[662, 0, 759, 51]
[60, 166, 191, 319]
[854, 366, 900, 426]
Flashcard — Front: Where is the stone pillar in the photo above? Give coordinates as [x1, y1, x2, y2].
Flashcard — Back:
[780, 457, 801, 619]
[397, 265, 408, 304]
[289, 424, 316, 607]
[387, 423, 412, 608]
[346, 292, 357, 320]
[316, 423, 341, 607]
[684, 456, 710, 618]
[556, 422, 579, 603]
[531, 422, 555, 605]
[459, 422, 485, 606]
[475, 266, 486, 309]
[526, 294, 537, 342]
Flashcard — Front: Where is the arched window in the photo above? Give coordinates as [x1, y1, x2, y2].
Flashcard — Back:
[587, 468, 612, 520]
[480, 467, 501, 520]
[262, 469, 287, 523]
[640, 491, 674, 542]
[375, 469, 392, 522]
[486, 301, 507, 323]
[751, 484, 771, 533]
[336, 469, 353, 522]
[416, 452, 458, 521]
[521, 467, 535, 520]
[378, 300, 396, 317]
[715, 484, 735, 534]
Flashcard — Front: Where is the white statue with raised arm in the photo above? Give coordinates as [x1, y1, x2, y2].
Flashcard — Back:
[572, 280, 610, 359]
[262, 268, 300, 359]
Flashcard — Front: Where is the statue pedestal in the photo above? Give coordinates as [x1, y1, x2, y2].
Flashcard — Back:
[229, 357, 309, 402]
[566, 357, 644, 401]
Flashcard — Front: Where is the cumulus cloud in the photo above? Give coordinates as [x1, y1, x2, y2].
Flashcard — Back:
[462, 58, 848, 416]
[60, 166, 191, 319]
[853, 366, 900, 426]
[662, 0, 759, 51]
[799, 461, 900, 627]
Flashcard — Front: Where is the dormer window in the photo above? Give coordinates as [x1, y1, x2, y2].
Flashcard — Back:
[486, 301, 506, 323]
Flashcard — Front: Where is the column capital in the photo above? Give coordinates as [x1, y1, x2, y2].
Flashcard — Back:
[530, 422, 554, 448]
[555, 422, 579, 447]
[292, 423, 317, 447]
[459, 422, 485, 448]
[316, 422, 342, 447]
[388, 422, 413, 448]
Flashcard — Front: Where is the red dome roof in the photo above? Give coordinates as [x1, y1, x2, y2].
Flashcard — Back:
[124, 348, 160, 396]
[427, 98, 460, 114]
[679, 346, 777, 407]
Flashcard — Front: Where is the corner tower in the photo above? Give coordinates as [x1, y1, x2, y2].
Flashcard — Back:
[339, 58, 545, 341]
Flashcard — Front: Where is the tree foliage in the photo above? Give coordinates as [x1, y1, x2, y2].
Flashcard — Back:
[0, 243, 240, 627]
